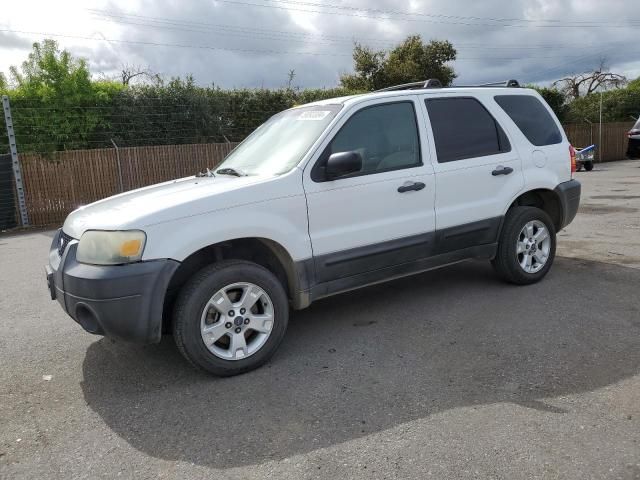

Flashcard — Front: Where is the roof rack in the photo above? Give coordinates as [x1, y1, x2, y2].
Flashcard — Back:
[375, 78, 520, 92]
[455, 79, 521, 88]
[375, 79, 443, 92]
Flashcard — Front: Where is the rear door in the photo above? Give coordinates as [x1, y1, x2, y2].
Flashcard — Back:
[493, 93, 568, 185]
[420, 93, 524, 252]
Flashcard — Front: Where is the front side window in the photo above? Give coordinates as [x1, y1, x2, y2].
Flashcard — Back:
[314, 101, 421, 180]
[425, 97, 511, 163]
[216, 104, 341, 176]
[494, 95, 562, 146]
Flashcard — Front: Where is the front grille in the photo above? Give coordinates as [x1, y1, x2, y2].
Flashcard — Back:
[58, 231, 74, 257]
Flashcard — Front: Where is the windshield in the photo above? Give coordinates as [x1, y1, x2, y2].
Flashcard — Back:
[216, 104, 342, 176]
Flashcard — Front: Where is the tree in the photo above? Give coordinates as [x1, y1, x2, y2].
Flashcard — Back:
[564, 86, 640, 123]
[120, 63, 161, 86]
[286, 69, 296, 90]
[340, 35, 456, 91]
[0, 72, 7, 92]
[552, 60, 627, 100]
[9, 39, 94, 101]
[3, 40, 125, 153]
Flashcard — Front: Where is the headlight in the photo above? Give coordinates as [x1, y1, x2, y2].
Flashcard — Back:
[76, 230, 147, 265]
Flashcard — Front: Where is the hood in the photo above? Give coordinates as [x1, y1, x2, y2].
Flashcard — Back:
[63, 174, 264, 238]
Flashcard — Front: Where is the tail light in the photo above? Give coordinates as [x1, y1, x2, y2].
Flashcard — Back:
[569, 145, 576, 176]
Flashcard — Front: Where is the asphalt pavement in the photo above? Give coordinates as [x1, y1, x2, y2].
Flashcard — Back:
[1, 162, 639, 479]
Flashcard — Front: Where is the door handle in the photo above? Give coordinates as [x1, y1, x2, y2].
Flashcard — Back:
[397, 181, 426, 193]
[492, 166, 513, 176]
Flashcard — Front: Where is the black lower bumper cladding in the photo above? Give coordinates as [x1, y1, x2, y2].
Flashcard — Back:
[47, 230, 179, 344]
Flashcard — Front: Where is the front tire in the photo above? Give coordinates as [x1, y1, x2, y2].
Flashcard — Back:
[584, 161, 594, 171]
[173, 260, 289, 376]
[492, 206, 556, 285]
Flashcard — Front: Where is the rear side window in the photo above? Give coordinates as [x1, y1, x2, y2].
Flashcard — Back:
[425, 97, 511, 163]
[494, 95, 562, 146]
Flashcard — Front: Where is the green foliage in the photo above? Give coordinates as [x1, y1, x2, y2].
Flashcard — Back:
[1, 40, 128, 153]
[0, 40, 360, 154]
[526, 81, 639, 124]
[9, 39, 95, 101]
[563, 87, 640, 123]
[340, 35, 456, 90]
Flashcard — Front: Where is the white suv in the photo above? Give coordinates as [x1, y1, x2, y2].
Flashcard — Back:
[46, 80, 581, 376]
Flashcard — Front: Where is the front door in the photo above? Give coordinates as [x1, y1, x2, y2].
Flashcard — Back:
[303, 98, 436, 284]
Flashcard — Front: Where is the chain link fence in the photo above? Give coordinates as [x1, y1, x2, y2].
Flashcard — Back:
[0, 99, 637, 230]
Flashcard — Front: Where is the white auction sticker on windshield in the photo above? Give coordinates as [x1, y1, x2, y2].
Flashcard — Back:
[297, 110, 331, 121]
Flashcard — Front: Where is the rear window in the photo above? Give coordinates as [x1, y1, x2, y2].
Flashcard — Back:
[425, 97, 511, 163]
[494, 95, 562, 146]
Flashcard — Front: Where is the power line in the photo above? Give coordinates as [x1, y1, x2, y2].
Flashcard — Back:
[89, 10, 633, 51]
[0, 28, 618, 63]
[202, 0, 640, 28]
[239, 0, 640, 26]
[0, 28, 351, 57]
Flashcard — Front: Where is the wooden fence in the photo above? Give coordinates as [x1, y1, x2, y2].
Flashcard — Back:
[18, 143, 237, 227]
[5, 121, 636, 228]
[563, 121, 634, 162]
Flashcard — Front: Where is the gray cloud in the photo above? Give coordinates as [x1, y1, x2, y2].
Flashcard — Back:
[6, 0, 640, 88]
[0, 31, 33, 50]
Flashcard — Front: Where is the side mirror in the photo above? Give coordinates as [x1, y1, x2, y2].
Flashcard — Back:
[325, 151, 362, 180]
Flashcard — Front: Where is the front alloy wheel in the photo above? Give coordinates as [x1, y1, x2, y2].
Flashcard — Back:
[200, 282, 274, 361]
[173, 260, 289, 376]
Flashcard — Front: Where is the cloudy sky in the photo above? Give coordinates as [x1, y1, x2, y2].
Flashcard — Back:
[1, 0, 639, 89]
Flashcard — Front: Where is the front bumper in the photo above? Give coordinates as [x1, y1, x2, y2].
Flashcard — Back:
[46, 229, 180, 344]
[554, 179, 581, 229]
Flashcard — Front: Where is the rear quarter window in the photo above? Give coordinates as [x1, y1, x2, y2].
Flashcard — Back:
[425, 97, 511, 163]
[494, 95, 562, 146]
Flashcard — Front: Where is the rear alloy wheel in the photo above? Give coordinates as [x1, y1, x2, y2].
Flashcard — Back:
[173, 260, 288, 376]
[516, 220, 552, 274]
[492, 206, 556, 285]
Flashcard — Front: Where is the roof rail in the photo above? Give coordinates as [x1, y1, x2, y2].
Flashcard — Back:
[455, 79, 521, 88]
[375, 78, 443, 92]
[374, 78, 520, 93]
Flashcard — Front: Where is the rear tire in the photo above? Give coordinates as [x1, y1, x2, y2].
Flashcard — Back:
[173, 260, 289, 376]
[584, 161, 594, 171]
[492, 206, 556, 285]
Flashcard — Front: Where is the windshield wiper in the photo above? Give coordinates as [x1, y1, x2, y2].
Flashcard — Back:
[216, 167, 247, 177]
[195, 168, 215, 178]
